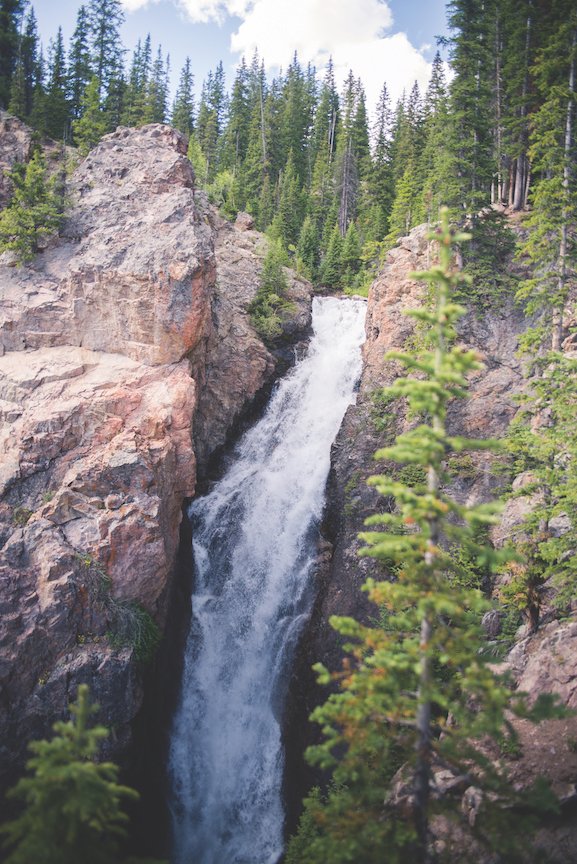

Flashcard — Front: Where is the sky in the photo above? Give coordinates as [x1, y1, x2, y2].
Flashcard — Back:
[30, 0, 450, 117]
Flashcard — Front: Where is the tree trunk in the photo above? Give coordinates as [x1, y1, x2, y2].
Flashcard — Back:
[512, 6, 532, 211]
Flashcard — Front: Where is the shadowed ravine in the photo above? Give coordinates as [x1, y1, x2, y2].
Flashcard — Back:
[168, 296, 366, 864]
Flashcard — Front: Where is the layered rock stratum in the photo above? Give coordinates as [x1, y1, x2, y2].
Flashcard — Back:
[0, 118, 311, 793]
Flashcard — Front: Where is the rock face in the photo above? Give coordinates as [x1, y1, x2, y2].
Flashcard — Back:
[0, 122, 311, 794]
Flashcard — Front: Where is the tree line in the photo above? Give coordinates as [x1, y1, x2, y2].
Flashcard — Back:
[0, 0, 575, 303]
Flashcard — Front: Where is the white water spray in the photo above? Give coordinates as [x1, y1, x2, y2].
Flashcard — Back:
[169, 297, 366, 864]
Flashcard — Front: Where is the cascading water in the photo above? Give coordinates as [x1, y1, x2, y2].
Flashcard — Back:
[169, 296, 366, 864]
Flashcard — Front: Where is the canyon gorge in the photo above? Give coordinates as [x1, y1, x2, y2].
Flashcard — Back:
[1, 115, 577, 862]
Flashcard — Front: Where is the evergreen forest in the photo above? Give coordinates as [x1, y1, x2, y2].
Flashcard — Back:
[0, 0, 573, 305]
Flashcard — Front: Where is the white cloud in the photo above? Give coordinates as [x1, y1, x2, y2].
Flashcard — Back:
[121, 0, 157, 12]
[178, 0, 251, 25]
[121, 0, 250, 22]
[229, 0, 430, 112]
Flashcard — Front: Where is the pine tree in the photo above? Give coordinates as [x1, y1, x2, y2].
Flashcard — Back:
[516, 6, 577, 350]
[87, 0, 124, 101]
[73, 75, 107, 154]
[221, 56, 250, 171]
[171, 57, 194, 137]
[296, 213, 319, 282]
[121, 36, 150, 127]
[68, 4, 92, 119]
[45, 27, 70, 141]
[195, 62, 226, 181]
[145, 45, 169, 124]
[417, 52, 457, 226]
[447, 0, 496, 217]
[0, 0, 24, 109]
[288, 210, 562, 864]
[248, 238, 291, 341]
[280, 53, 312, 184]
[340, 220, 361, 287]
[365, 82, 394, 240]
[0, 686, 156, 864]
[504, 345, 577, 620]
[335, 71, 361, 235]
[28, 44, 47, 134]
[187, 131, 208, 186]
[319, 221, 343, 289]
[8, 6, 39, 121]
[272, 149, 305, 249]
[0, 149, 64, 262]
[385, 161, 420, 246]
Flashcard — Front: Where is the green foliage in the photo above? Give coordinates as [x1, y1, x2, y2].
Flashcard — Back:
[206, 169, 238, 219]
[73, 554, 160, 663]
[501, 351, 577, 620]
[72, 76, 107, 155]
[0, 685, 138, 864]
[368, 389, 398, 437]
[319, 222, 343, 289]
[294, 210, 563, 863]
[187, 132, 208, 186]
[107, 602, 161, 664]
[12, 506, 33, 525]
[459, 210, 517, 310]
[0, 149, 64, 263]
[249, 239, 294, 342]
[295, 213, 319, 282]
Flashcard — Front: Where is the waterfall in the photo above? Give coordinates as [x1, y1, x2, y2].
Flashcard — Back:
[169, 296, 366, 864]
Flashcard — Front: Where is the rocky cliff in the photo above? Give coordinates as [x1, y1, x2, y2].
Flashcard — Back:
[288, 222, 577, 859]
[0, 118, 311, 796]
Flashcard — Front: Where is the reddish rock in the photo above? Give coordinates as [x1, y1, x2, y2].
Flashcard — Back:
[0, 122, 312, 793]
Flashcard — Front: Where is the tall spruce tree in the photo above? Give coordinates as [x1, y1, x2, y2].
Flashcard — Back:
[447, 0, 496, 218]
[8, 6, 39, 121]
[171, 57, 195, 137]
[287, 210, 561, 864]
[68, 4, 92, 119]
[73, 75, 107, 154]
[0, 0, 24, 109]
[45, 27, 70, 141]
[145, 45, 169, 124]
[516, 4, 577, 350]
[87, 0, 124, 100]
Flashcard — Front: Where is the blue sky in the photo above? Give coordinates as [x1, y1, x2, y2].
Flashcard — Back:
[31, 0, 449, 115]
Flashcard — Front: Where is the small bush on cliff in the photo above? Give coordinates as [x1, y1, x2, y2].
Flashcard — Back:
[287, 210, 562, 864]
[0, 149, 64, 263]
[107, 600, 161, 664]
